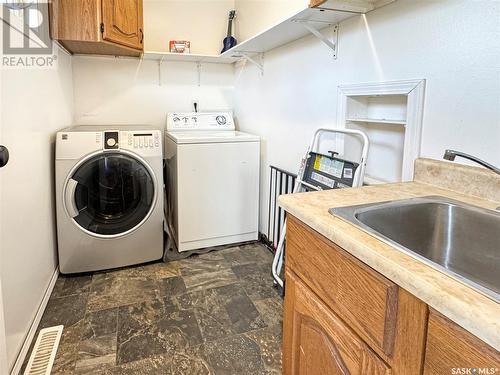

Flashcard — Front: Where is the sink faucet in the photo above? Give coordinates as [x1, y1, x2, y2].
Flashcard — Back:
[444, 150, 500, 211]
[443, 150, 500, 175]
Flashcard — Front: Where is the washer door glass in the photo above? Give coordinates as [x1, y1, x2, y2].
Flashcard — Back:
[68, 153, 155, 236]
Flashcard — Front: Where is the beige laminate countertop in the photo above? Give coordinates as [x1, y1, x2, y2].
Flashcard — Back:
[279, 180, 500, 350]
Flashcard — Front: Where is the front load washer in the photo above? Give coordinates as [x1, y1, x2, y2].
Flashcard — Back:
[55, 125, 164, 274]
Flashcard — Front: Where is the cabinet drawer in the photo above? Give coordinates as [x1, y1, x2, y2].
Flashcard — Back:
[424, 309, 500, 374]
[286, 215, 399, 356]
[284, 271, 391, 375]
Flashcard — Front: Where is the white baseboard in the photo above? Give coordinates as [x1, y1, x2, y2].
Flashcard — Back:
[10, 268, 59, 375]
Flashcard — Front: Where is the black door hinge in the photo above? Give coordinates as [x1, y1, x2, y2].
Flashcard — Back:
[100, 23, 104, 33]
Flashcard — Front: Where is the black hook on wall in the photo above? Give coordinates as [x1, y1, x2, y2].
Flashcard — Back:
[0, 145, 9, 168]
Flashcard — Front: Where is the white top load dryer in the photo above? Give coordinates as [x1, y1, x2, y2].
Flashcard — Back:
[164, 112, 260, 252]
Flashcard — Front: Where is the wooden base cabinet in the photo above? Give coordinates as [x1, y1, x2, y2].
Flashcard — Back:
[283, 215, 428, 374]
[284, 272, 390, 375]
[282, 215, 500, 374]
[50, 0, 143, 57]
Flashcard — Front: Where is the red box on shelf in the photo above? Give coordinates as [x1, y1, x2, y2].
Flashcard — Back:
[169, 40, 191, 54]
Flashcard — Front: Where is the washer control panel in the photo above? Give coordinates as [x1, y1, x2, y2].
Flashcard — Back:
[126, 132, 161, 149]
[166, 112, 234, 131]
[104, 129, 162, 156]
[56, 127, 162, 160]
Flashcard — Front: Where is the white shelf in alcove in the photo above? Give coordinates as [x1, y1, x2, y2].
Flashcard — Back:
[346, 118, 407, 125]
[338, 79, 427, 182]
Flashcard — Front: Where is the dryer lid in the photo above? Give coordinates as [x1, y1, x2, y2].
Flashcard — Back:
[165, 130, 259, 144]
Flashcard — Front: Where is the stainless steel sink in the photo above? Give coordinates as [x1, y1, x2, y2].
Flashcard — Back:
[330, 196, 500, 301]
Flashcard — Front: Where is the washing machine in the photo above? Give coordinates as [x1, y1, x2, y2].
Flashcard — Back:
[164, 112, 260, 253]
[55, 125, 164, 274]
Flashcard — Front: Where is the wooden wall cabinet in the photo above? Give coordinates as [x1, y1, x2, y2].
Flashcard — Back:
[283, 215, 500, 374]
[50, 0, 144, 57]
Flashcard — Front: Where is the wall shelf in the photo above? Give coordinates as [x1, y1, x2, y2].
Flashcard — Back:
[143, 1, 394, 66]
[220, 7, 357, 61]
[143, 7, 356, 65]
[347, 118, 407, 125]
[142, 51, 239, 64]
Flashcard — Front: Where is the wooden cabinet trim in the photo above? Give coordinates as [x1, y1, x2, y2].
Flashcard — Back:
[283, 268, 296, 375]
[383, 285, 399, 355]
[391, 288, 428, 374]
[59, 40, 142, 57]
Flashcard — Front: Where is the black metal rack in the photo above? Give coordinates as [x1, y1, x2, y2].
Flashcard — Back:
[261, 165, 297, 252]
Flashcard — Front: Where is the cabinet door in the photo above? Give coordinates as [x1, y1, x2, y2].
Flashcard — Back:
[101, 0, 143, 50]
[424, 309, 500, 374]
[283, 271, 390, 375]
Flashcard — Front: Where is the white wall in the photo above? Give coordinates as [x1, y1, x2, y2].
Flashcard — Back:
[144, 0, 236, 55]
[233, 0, 500, 233]
[0, 47, 74, 370]
[234, 0, 308, 42]
[0, 42, 6, 374]
[72, 56, 234, 126]
[143, 0, 308, 55]
[0, 278, 7, 375]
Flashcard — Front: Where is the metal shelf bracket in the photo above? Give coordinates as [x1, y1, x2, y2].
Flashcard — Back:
[158, 55, 164, 86]
[238, 52, 264, 75]
[197, 62, 202, 87]
[293, 20, 339, 59]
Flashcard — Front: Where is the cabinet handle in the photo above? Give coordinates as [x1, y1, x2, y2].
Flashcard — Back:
[0, 145, 9, 168]
[140, 28, 144, 44]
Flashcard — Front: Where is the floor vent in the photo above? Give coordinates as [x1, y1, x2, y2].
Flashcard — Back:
[24, 325, 64, 375]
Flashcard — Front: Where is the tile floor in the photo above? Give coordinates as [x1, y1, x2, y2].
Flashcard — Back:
[22, 243, 283, 375]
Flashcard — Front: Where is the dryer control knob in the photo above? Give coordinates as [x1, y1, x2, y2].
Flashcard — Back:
[216, 115, 227, 125]
[107, 138, 117, 147]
